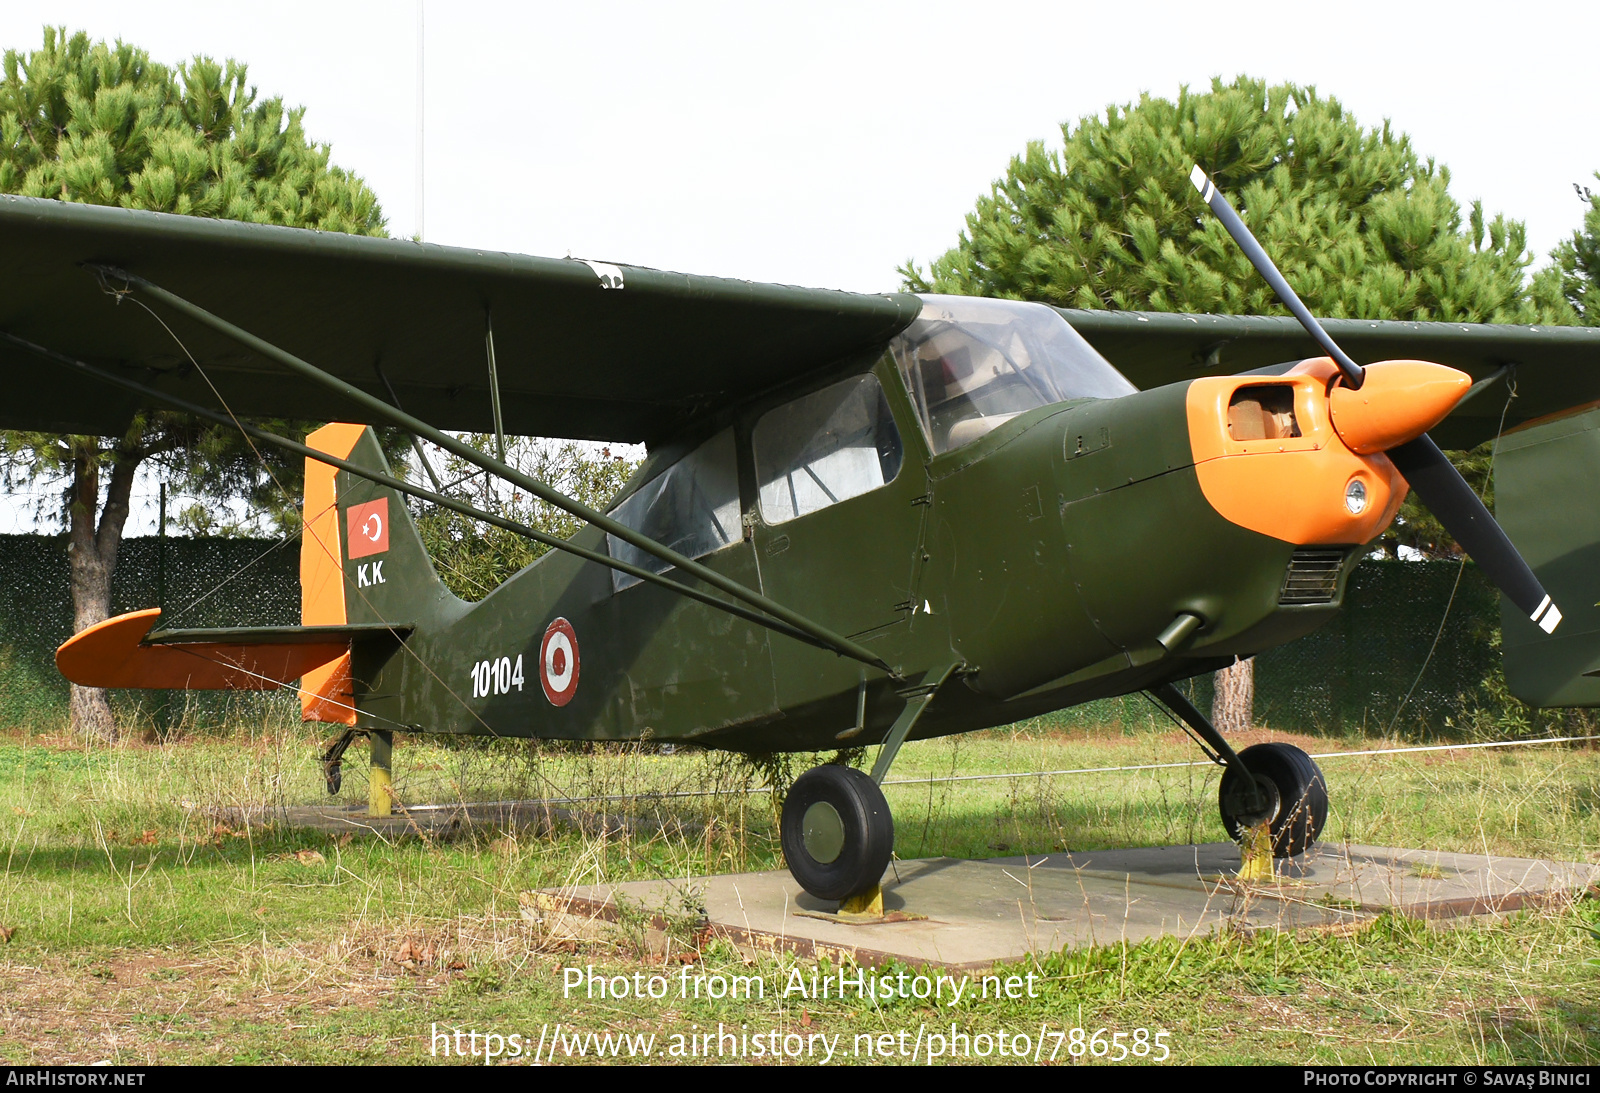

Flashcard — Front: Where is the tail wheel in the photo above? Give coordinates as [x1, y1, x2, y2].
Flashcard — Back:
[1218, 742, 1328, 858]
[320, 729, 357, 797]
[780, 765, 894, 901]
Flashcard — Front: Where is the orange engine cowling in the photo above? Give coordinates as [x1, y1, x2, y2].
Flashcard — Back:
[1185, 357, 1469, 546]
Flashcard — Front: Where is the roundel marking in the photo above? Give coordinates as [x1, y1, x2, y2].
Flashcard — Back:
[540, 618, 579, 706]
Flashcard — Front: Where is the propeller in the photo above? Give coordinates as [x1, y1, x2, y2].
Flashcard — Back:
[1190, 166, 1562, 635]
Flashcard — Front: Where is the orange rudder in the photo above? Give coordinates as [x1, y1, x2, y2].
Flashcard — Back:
[299, 423, 366, 725]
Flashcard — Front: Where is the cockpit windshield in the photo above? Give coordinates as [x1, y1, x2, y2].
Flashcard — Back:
[890, 295, 1136, 454]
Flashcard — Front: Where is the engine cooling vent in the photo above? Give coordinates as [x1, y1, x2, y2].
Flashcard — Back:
[1279, 549, 1347, 605]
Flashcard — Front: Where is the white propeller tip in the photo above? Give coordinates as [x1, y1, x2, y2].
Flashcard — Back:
[1190, 165, 1214, 202]
[1532, 595, 1562, 634]
[1539, 603, 1562, 634]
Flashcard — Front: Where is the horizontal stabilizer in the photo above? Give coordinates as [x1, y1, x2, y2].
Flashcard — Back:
[56, 608, 409, 690]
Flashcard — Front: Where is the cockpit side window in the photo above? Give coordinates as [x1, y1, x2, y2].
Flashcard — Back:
[606, 428, 741, 592]
[891, 295, 1136, 454]
[753, 374, 903, 525]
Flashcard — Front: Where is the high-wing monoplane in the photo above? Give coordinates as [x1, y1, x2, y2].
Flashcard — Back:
[9, 169, 1600, 909]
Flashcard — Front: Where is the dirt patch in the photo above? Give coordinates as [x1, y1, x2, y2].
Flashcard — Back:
[0, 936, 465, 1065]
[0, 905, 587, 1064]
[1, 954, 322, 1064]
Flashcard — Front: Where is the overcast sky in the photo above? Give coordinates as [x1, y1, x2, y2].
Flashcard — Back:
[2, 1, 1595, 294]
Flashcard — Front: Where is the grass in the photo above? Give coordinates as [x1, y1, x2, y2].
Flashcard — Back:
[0, 704, 1595, 1065]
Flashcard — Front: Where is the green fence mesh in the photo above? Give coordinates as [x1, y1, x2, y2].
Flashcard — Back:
[0, 534, 299, 728]
[1257, 561, 1499, 734]
[0, 535, 1503, 736]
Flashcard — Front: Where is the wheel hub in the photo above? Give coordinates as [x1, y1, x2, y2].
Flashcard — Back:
[801, 801, 845, 863]
[1222, 772, 1280, 828]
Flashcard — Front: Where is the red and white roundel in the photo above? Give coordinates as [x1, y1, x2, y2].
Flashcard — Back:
[539, 618, 580, 706]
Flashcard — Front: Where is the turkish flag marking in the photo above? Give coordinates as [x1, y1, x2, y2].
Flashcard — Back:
[346, 498, 390, 559]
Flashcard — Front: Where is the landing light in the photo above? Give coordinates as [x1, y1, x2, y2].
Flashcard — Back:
[1344, 478, 1368, 516]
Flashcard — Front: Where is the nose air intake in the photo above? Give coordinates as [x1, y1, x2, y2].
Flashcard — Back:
[1279, 549, 1347, 605]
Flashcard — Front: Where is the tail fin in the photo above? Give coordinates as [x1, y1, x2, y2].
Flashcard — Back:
[300, 423, 457, 722]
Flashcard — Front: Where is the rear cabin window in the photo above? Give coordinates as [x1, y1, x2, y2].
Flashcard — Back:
[606, 428, 741, 592]
[754, 374, 903, 525]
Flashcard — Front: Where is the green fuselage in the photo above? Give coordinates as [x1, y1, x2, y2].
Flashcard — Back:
[342, 349, 1359, 753]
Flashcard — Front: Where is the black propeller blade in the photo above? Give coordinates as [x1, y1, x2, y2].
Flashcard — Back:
[1190, 166, 1562, 635]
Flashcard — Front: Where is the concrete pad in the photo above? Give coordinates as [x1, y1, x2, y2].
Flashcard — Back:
[527, 843, 1600, 972]
[1007, 843, 1600, 920]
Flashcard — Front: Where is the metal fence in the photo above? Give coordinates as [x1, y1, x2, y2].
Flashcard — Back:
[0, 533, 299, 728]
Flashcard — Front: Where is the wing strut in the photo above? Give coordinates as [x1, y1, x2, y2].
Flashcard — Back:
[1149, 682, 1268, 815]
[485, 312, 506, 462]
[0, 329, 876, 666]
[372, 360, 444, 493]
[90, 267, 897, 676]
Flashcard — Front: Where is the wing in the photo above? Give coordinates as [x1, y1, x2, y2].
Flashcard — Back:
[0, 196, 920, 442]
[1061, 309, 1600, 450]
[5, 192, 1594, 450]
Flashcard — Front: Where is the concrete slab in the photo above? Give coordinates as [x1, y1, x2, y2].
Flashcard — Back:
[526, 843, 1600, 972]
[1006, 843, 1600, 920]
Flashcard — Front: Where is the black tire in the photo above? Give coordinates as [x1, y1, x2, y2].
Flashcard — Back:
[781, 765, 894, 901]
[1218, 742, 1328, 858]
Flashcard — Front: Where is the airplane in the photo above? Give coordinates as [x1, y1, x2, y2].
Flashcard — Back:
[7, 167, 1600, 913]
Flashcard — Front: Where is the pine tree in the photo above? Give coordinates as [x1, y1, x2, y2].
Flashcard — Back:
[901, 76, 1572, 734]
[1533, 174, 1600, 326]
[902, 77, 1564, 326]
[0, 28, 386, 741]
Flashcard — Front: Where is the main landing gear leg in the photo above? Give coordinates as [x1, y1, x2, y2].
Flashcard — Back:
[1149, 683, 1328, 878]
[781, 666, 956, 916]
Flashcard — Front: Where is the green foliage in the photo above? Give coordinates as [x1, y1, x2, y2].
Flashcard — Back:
[414, 437, 639, 600]
[902, 77, 1563, 327]
[739, 747, 868, 830]
[0, 27, 382, 231]
[1533, 174, 1600, 326]
[1448, 628, 1600, 743]
[0, 415, 358, 537]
